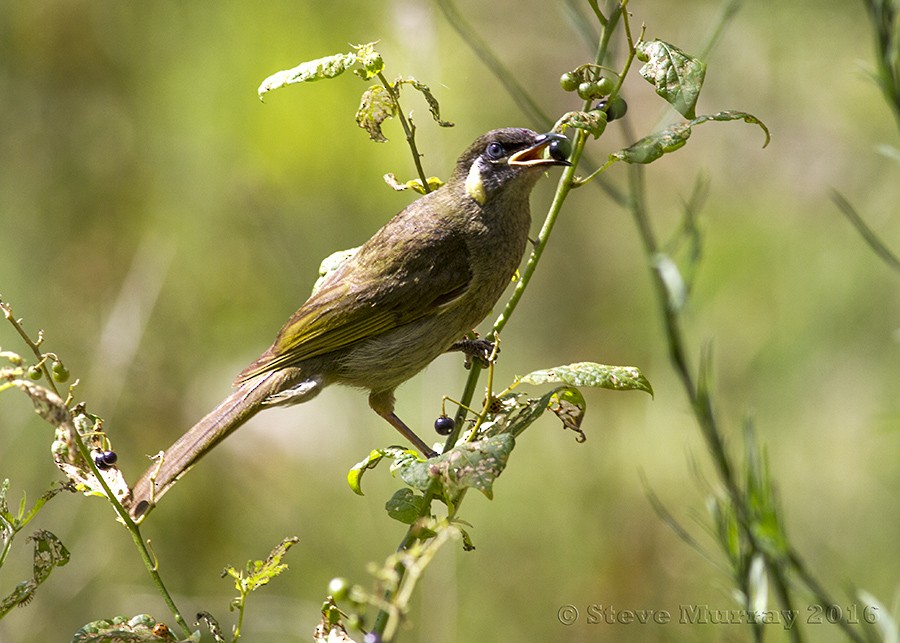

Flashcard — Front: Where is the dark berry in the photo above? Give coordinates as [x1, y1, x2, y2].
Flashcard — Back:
[605, 96, 628, 121]
[93, 450, 118, 470]
[549, 137, 571, 163]
[434, 415, 454, 435]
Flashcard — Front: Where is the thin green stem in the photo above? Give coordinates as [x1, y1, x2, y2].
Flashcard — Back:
[446, 1, 622, 445]
[623, 88, 864, 643]
[376, 71, 432, 192]
[587, 0, 608, 27]
[233, 594, 246, 641]
[1, 300, 60, 398]
[71, 422, 193, 637]
[374, 5, 625, 633]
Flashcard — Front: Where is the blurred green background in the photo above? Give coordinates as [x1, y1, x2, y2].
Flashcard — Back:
[1, 0, 898, 641]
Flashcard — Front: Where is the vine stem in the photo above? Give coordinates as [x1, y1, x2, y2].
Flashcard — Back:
[1, 301, 192, 638]
[71, 412, 194, 637]
[376, 71, 432, 193]
[371, 6, 627, 640]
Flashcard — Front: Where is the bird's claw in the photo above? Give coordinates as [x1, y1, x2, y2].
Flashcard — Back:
[451, 338, 498, 369]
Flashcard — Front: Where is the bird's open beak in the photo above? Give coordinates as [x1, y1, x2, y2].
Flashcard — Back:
[508, 132, 572, 167]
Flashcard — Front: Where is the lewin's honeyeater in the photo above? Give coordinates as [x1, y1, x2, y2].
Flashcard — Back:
[125, 128, 570, 519]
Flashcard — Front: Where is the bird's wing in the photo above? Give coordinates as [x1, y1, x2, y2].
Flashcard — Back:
[238, 222, 472, 380]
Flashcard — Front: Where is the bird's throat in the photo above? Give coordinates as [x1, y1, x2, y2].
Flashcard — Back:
[465, 161, 487, 205]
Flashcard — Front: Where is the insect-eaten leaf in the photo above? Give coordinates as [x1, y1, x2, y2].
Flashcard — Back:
[384, 173, 444, 194]
[352, 41, 384, 80]
[611, 110, 770, 165]
[72, 614, 185, 643]
[519, 362, 654, 396]
[196, 611, 226, 643]
[555, 109, 608, 139]
[394, 434, 515, 500]
[347, 447, 421, 495]
[258, 52, 359, 99]
[385, 488, 428, 524]
[356, 84, 396, 142]
[30, 529, 70, 583]
[499, 386, 586, 441]
[223, 536, 301, 596]
[400, 77, 453, 129]
[548, 388, 587, 442]
[636, 39, 707, 119]
[356, 77, 453, 142]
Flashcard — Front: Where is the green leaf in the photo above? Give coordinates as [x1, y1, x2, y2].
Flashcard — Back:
[394, 434, 514, 499]
[611, 110, 770, 165]
[0, 581, 36, 618]
[548, 388, 587, 442]
[355, 77, 453, 142]
[237, 536, 300, 595]
[399, 78, 453, 128]
[72, 614, 184, 642]
[612, 122, 692, 164]
[30, 529, 69, 583]
[500, 387, 586, 441]
[385, 488, 427, 524]
[555, 109, 608, 138]
[519, 362, 654, 396]
[347, 447, 419, 495]
[352, 42, 384, 80]
[636, 39, 707, 118]
[355, 85, 396, 142]
[257, 52, 359, 99]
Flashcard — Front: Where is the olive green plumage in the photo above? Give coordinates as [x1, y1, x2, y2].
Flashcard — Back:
[126, 128, 568, 520]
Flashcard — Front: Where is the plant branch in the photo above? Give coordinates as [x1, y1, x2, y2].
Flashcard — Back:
[376, 71, 432, 192]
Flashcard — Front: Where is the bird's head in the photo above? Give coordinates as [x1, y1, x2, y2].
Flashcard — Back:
[453, 128, 571, 205]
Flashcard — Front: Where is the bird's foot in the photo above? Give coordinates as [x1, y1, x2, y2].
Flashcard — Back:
[450, 337, 499, 369]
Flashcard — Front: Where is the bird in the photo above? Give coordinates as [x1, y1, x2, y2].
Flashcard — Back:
[125, 127, 570, 520]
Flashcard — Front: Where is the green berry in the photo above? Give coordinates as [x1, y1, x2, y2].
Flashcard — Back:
[51, 361, 70, 383]
[27, 365, 42, 380]
[577, 81, 596, 101]
[559, 72, 579, 92]
[595, 76, 615, 96]
[328, 577, 350, 601]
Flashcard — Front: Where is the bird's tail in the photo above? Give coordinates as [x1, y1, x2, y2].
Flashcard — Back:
[125, 372, 285, 521]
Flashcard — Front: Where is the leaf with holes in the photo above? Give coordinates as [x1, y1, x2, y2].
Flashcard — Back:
[637, 39, 706, 118]
[519, 362, 653, 396]
[611, 110, 770, 165]
[394, 434, 514, 499]
[385, 488, 428, 524]
[355, 84, 396, 142]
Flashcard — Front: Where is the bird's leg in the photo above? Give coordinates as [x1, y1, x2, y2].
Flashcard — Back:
[449, 336, 499, 369]
[369, 390, 437, 457]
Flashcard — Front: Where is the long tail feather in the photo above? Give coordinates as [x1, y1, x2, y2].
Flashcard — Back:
[125, 373, 282, 520]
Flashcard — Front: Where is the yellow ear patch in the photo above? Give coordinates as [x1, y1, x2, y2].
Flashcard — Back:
[465, 161, 486, 205]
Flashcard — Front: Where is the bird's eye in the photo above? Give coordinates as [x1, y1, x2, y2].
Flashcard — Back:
[485, 141, 505, 160]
